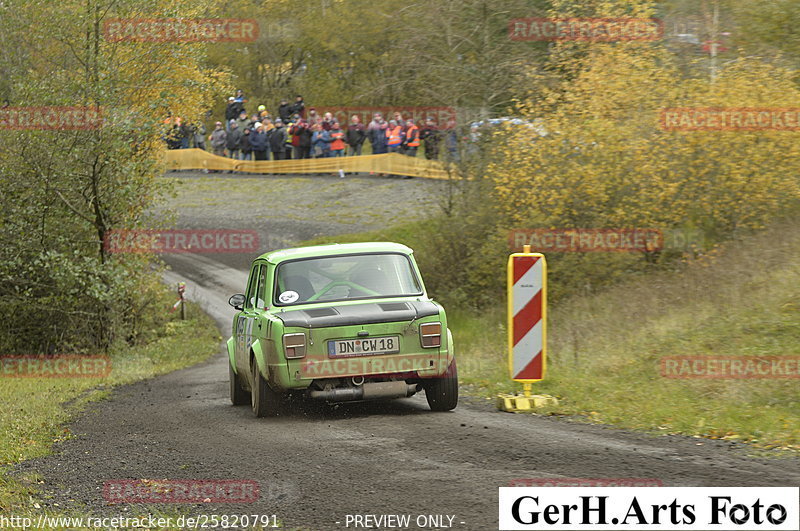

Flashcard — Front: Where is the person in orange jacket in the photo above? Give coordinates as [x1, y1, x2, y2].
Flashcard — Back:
[402, 119, 420, 157]
[386, 120, 404, 153]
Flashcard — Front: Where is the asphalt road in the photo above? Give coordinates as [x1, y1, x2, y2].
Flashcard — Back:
[16, 173, 800, 530]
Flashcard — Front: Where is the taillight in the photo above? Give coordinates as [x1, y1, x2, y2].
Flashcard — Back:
[283, 333, 306, 359]
[420, 322, 442, 348]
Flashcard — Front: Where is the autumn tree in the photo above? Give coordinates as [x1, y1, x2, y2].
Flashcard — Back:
[207, 0, 550, 120]
[0, 0, 230, 352]
[411, 0, 800, 304]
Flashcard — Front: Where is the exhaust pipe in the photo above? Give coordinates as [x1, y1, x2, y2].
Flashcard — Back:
[309, 381, 420, 402]
[363, 381, 418, 400]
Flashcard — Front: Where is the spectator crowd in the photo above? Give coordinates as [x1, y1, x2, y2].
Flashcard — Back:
[164, 90, 449, 162]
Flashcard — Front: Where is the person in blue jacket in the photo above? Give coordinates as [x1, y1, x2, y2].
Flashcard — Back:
[370, 120, 389, 155]
[311, 123, 332, 158]
[249, 123, 269, 161]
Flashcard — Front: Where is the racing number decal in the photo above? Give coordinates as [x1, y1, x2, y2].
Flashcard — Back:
[235, 315, 248, 369]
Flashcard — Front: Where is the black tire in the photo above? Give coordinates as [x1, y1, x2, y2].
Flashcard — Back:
[251, 357, 283, 417]
[229, 362, 249, 406]
[424, 358, 459, 411]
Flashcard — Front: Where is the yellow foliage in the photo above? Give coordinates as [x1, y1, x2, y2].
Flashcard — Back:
[492, 45, 800, 240]
[6, 0, 232, 126]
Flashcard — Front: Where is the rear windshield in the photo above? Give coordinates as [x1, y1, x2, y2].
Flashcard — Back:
[274, 253, 422, 306]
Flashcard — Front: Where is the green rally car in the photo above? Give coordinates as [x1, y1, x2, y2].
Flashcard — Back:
[227, 242, 458, 417]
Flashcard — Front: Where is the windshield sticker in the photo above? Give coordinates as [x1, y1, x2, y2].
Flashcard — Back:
[278, 290, 299, 304]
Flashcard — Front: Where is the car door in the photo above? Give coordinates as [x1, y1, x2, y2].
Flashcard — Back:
[235, 263, 261, 376]
[250, 264, 270, 368]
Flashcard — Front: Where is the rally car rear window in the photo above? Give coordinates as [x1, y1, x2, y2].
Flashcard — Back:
[274, 253, 422, 306]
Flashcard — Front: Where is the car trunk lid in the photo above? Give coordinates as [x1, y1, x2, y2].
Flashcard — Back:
[275, 300, 439, 328]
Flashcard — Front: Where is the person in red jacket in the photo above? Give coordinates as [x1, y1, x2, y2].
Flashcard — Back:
[330, 122, 346, 157]
[289, 119, 307, 159]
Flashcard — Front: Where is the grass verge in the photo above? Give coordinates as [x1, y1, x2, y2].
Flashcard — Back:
[0, 289, 221, 520]
[303, 219, 800, 452]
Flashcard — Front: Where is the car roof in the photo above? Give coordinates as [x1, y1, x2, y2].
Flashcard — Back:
[257, 242, 414, 264]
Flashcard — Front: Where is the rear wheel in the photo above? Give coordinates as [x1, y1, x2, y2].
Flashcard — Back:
[229, 362, 249, 406]
[424, 358, 458, 411]
[251, 357, 283, 417]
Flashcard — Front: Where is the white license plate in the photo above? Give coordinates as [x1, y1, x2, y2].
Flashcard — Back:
[328, 336, 400, 357]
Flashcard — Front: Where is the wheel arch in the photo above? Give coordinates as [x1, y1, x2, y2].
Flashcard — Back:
[226, 336, 237, 372]
[445, 327, 455, 367]
[250, 338, 268, 376]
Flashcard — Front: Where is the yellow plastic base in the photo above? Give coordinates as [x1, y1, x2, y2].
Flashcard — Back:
[496, 393, 558, 412]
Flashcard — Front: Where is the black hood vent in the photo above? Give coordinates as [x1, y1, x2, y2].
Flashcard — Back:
[304, 307, 339, 318]
[378, 302, 411, 312]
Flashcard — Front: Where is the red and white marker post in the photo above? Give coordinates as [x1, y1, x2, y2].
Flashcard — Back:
[172, 281, 186, 320]
[499, 244, 552, 410]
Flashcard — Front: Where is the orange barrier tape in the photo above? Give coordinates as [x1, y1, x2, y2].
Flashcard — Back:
[163, 148, 453, 179]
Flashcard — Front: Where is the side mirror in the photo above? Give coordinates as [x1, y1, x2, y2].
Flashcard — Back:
[228, 294, 246, 310]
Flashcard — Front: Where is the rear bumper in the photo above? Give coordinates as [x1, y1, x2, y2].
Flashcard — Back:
[269, 326, 453, 392]
[284, 351, 444, 388]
